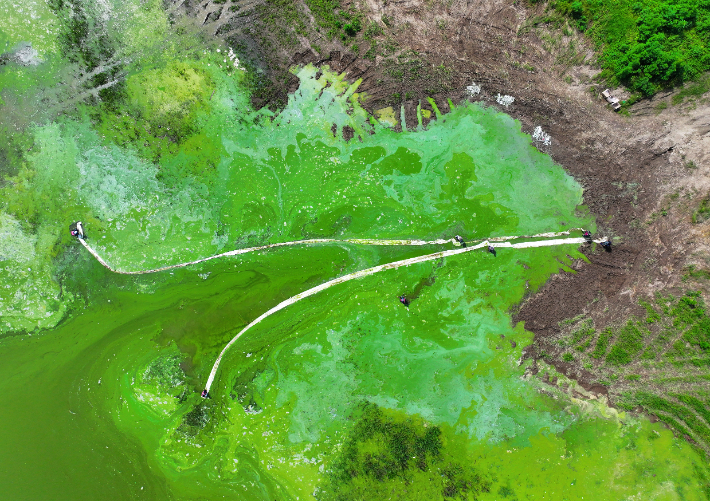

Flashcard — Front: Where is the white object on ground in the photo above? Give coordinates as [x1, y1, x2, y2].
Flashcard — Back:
[532, 126, 551, 146]
[496, 94, 515, 107]
[466, 83, 481, 96]
[227, 48, 244, 70]
[602, 88, 622, 111]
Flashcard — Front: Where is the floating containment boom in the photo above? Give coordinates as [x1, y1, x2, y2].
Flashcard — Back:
[74, 224, 605, 394]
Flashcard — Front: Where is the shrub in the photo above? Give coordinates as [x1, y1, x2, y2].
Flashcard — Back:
[551, 0, 710, 96]
[364, 22, 383, 39]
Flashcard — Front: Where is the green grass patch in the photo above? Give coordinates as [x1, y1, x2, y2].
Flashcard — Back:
[258, 0, 309, 45]
[672, 73, 710, 104]
[692, 197, 710, 224]
[304, 0, 363, 41]
[688, 357, 710, 367]
[640, 299, 661, 323]
[570, 319, 596, 344]
[659, 374, 710, 384]
[616, 392, 639, 411]
[640, 346, 658, 360]
[522, 12, 567, 32]
[591, 327, 613, 359]
[675, 394, 710, 425]
[575, 338, 592, 352]
[634, 392, 710, 447]
[655, 413, 695, 441]
[655, 291, 710, 361]
[671, 293, 710, 349]
[684, 265, 710, 281]
[670, 356, 710, 368]
[671, 292, 706, 325]
[667, 338, 694, 358]
[559, 313, 586, 326]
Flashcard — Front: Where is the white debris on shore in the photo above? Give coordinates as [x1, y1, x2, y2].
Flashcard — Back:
[227, 47, 244, 70]
[532, 126, 551, 146]
[4, 42, 42, 66]
[466, 83, 481, 96]
[496, 93, 515, 107]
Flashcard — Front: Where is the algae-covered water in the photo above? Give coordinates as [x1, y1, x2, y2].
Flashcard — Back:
[1, 2, 708, 500]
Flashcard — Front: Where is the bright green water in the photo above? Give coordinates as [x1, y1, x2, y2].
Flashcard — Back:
[1, 2, 708, 500]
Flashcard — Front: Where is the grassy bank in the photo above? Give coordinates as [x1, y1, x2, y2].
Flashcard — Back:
[551, 289, 710, 458]
[532, 0, 710, 97]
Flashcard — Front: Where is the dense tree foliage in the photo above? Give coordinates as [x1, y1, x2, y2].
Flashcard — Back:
[550, 0, 710, 95]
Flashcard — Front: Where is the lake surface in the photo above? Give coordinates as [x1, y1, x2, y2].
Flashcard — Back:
[1, 2, 708, 499]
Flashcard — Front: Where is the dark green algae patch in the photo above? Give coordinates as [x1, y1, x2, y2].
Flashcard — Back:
[1, 4, 709, 499]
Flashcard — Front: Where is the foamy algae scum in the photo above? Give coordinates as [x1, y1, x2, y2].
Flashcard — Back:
[1, 3, 708, 499]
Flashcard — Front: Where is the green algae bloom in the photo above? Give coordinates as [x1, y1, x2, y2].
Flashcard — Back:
[0, 3, 708, 500]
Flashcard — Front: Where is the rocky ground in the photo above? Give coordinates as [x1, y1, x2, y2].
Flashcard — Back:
[174, 0, 710, 448]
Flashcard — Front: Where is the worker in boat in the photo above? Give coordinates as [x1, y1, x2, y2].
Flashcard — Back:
[398, 295, 410, 307]
[201, 389, 209, 398]
[600, 239, 612, 252]
[487, 245, 496, 257]
[454, 235, 466, 247]
[76, 221, 85, 239]
[583, 230, 592, 243]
